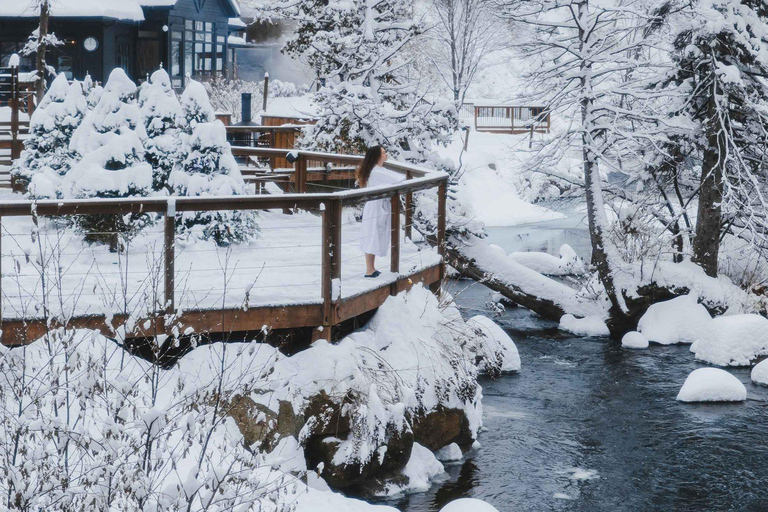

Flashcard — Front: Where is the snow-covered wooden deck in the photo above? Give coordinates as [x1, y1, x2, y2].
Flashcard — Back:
[0, 150, 448, 346]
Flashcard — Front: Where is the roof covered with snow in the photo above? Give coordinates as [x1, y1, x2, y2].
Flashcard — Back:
[139, 0, 241, 15]
[261, 95, 319, 121]
[229, 17, 248, 28]
[1, 0, 145, 20]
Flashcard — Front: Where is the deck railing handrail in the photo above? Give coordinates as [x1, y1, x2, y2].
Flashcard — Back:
[0, 147, 448, 344]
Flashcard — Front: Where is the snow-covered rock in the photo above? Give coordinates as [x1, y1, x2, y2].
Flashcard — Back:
[559, 314, 610, 337]
[440, 498, 500, 512]
[621, 331, 649, 349]
[396, 443, 445, 493]
[508, 244, 585, 276]
[690, 314, 768, 366]
[676, 368, 747, 402]
[637, 295, 712, 345]
[434, 442, 463, 462]
[751, 359, 768, 386]
[468, 315, 521, 373]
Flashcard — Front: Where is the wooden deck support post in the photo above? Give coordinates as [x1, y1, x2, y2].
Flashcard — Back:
[432, 180, 448, 294]
[319, 198, 342, 341]
[390, 194, 400, 274]
[404, 171, 413, 240]
[10, 66, 20, 161]
[164, 201, 175, 320]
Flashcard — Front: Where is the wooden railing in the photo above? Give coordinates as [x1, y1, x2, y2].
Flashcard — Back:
[460, 103, 550, 134]
[0, 149, 448, 345]
[0, 65, 35, 168]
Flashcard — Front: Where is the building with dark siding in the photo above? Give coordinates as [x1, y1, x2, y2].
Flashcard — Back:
[0, 0, 242, 87]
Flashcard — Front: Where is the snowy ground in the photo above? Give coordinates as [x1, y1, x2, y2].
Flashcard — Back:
[0, 206, 439, 321]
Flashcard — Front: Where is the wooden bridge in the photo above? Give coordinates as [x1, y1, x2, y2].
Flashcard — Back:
[0, 147, 447, 347]
[460, 103, 550, 134]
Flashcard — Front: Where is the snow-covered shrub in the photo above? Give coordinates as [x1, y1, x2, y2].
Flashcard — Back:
[171, 80, 257, 246]
[0, 329, 297, 511]
[82, 73, 103, 108]
[10, 74, 86, 198]
[139, 68, 182, 192]
[466, 315, 520, 376]
[64, 68, 153, 251]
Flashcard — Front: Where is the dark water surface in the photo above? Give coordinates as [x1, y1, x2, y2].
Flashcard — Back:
[375, 215, 768, 512]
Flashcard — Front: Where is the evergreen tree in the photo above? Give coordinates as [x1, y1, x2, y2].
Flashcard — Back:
[11, 73, 86, 198]
[63, 68, 153, 251]
[662, 0, 768, 277]
[139, 68, 182, 192]
[170, 81, 257, 246]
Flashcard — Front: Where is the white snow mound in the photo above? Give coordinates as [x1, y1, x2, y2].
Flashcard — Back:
[751, 359, 768, 386]
[622, 331, 649, 349]
[637, 295, 712, 345]
[508, 244, 585, 276]
[690, 314, 768, 366]
[559, 314, 610, 337]
[434, 443, 463, 462]
[676, 368, 747, 402]
[440, 498, 500, 512]
[468, 315, 521, 372]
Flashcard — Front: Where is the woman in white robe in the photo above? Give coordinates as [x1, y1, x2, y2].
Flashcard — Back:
[357, 146, 404, 277]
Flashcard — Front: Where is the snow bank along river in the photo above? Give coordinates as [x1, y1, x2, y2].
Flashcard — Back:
[375, 218, 768, 512]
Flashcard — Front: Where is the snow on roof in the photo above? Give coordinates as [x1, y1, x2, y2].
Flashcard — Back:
[0, 0, 145, 20]
[138, 0, 240, 15]
[229, 17, 247, 28]
[227, 35, 254, 48]
[261, 95, 319, 120]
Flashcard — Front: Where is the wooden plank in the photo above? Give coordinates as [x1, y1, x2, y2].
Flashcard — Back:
[164, 209, 175, 316]
[404, 171, 413, 240]
[336, 264, 441, 322]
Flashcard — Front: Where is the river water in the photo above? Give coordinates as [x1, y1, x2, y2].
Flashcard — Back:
[375, 215, 768, 512]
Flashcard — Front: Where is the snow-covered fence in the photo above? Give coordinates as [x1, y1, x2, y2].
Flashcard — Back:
[0, 63, 33, 171]
[0, 150, 448, 345]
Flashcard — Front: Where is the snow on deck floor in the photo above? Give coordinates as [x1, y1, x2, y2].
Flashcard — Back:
[0, 208, 440, 320]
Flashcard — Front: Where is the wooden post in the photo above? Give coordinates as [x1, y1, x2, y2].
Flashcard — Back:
[404, 171, 413, 240]
[432, 180, 448, 295]
[474, 106, 478, 130]
[164, 202, 175, 318]
[295, 153, 307, 193]
[463, 127, 470, 151]
[390, 194, 400, 274]
[262, 72, 269, 112]
[10, 66, 20, 161]
[319, 198, 341, 340]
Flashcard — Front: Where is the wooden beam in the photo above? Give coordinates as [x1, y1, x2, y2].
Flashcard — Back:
[391, 194, 400, 274]
[164, 206, 175, 317]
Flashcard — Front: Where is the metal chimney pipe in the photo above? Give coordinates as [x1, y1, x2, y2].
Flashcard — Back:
[242, 93, 252, 124]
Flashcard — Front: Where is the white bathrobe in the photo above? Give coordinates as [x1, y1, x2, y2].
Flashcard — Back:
[359, 166, 405, 257]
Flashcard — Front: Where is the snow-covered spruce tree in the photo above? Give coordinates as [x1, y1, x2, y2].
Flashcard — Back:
[659, 0, 768, 277]
[82, 73, 103, 109]
[139, 68, 182, 192]
[170, 80, 257, 246]
[10, 73, 86, 198]
[248, 0, 458, 161]
[499, 0, 674, 324]
[64, 68, 153, 252]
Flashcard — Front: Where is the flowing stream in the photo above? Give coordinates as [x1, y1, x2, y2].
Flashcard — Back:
[374, 212, 768, 512]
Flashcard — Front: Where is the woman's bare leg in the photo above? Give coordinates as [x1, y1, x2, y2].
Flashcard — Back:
[365, 254, 376, 275]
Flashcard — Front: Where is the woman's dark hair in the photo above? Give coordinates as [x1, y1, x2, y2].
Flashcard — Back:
[356, 145, 383, 187]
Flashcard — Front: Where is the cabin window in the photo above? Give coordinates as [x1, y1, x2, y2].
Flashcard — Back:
[0, 42, 34, 71]
[194, 21, 214, 74]
[216, 35, 225, 75]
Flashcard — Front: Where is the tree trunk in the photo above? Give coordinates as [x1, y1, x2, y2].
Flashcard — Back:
[577, 0, 623, 314]
[35, 0, 50, 103]
[692, 89, 724, 278]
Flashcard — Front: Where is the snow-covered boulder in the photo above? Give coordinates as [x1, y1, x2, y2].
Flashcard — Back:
[559, 314, 610, 337]
[622, 331, 649, 349]
[637, 295, 712, 345]
[676, 368, 747, 402]
[752, 359, 768, 386]
[434, 442, 463, 462]
[690, 314, 768, 366]
[440, 498, 500, 512]
[467, 315, 521, 374]
[508, 244, 585, 276]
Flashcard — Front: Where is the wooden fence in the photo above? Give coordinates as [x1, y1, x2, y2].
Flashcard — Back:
[0, 64, 34, 169]
[0, 148, 448, 346]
